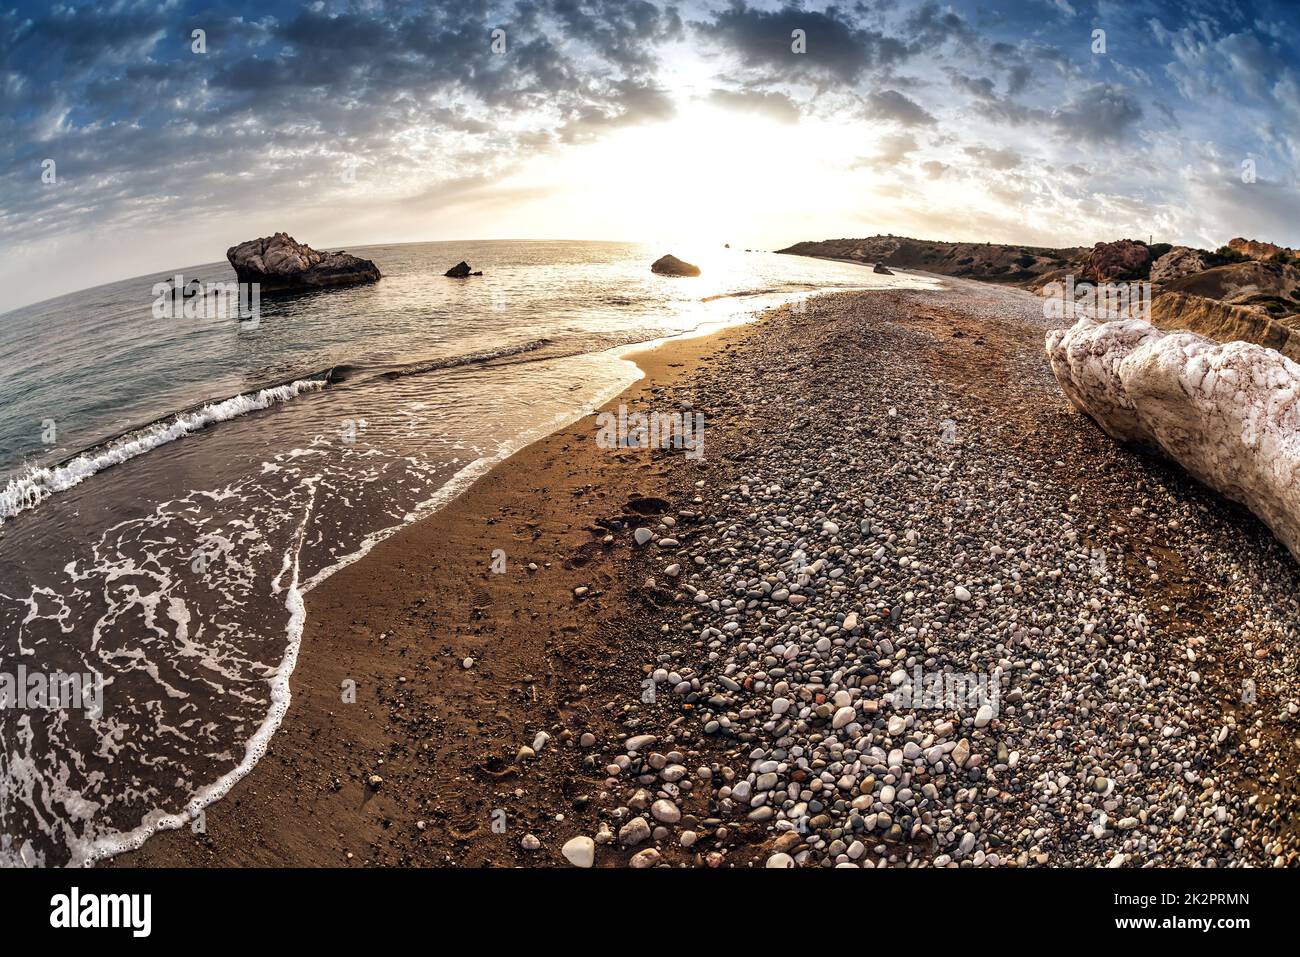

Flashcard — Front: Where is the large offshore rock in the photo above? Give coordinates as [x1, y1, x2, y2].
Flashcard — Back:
[226, 233, 380, 292]
[651, 254, 700, 276]
[1046, 316, 1300, 561]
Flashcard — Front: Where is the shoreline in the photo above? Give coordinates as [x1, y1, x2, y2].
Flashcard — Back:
[111, 280, 1300, 868]
[109, 309, 764, 867]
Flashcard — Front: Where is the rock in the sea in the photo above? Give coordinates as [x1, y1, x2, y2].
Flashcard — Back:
[226, 232, 380, 293]
[651, 254, 701, 277]
[873, 262, 895, 275]
[445, 261, 482, 278]
[1047, 316, 1300, 562]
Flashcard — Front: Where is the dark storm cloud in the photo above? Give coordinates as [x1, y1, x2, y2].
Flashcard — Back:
[902, 1, 977, 50]
[693, 2, 910, 84]
[548, 0, 685, 73]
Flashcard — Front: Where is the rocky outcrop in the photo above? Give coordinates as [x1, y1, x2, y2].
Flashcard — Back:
[1163, 260, 1300, 316]
[1047, 316, 1300, 562]
[651, 254, 700, 277]
[444, 261, 482, 278]
[776, 235, 1085, 285]
[1079, 239, 1151, 283]
[872, 262, 894, 275]
[1150, 246, 1209, 285]
[1227, 237, 1295, 262]
[226, 233, 380, 292]
[1150, 291, 1300, 362]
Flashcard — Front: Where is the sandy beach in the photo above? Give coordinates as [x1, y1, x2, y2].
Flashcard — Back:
[112, 279, 1300, 868]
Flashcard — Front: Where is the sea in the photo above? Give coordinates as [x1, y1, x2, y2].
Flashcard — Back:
[0, 239, 931, 866]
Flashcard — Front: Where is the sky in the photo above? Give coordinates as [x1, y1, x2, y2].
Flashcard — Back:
[2, 0, 1299, 311]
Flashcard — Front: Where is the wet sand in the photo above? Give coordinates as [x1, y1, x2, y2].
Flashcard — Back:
[112, 316, 757, 866]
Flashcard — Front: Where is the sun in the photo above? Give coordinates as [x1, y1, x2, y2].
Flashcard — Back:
[484, 98, 894, 250]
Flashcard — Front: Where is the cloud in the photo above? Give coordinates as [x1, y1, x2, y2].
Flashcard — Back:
[695, 2, 910, 85]
[0, 0, 689, 258]
[1050, 83, 1144, 145]
[962, 145, 1023, 170]
[858, 131, 919, 168]
[705, 88, 801, 123]
[559, 79, 677, 142]
[863, 88, 936, 126]
[903, 2, 977, 50]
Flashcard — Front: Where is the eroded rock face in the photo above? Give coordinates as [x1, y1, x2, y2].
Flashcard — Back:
[1079, 239, 1150, 283]
[1228, 237, 1295, 261]
[1163, 260, 1300, 314]
[1150, 246, 1208, 285]
[1046, 317, 1300, 561]
[226, 233, 380, 292]
[651, 254, 700, 277]
[1150, 291, 1300, 362]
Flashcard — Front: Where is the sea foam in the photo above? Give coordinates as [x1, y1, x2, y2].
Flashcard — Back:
[0, 377, 327, 525]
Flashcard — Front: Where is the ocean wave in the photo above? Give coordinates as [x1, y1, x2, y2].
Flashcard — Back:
[0, 376, 329, 525]
[379, 338, 553, 380]
[700, 283, 823, 303]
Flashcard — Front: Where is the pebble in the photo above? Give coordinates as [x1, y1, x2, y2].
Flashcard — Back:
[618, 817, 652, 846]
[561, 836, 594, 868]
[651, 800, 681, 823]
[547, 285, 1300, 870]
[629, 848, 661, 868]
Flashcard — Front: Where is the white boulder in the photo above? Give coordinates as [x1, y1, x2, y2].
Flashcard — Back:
[1046, 316, 1300, 561]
